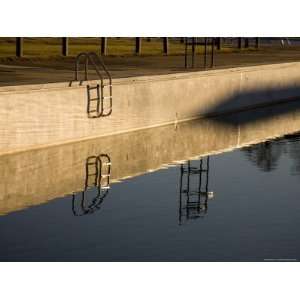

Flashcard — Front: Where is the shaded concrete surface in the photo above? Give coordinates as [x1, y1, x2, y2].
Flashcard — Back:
[1, 101, 300, 216]
[2, 48, 300, 86]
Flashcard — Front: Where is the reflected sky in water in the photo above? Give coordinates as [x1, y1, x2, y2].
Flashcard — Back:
[0, 132, 300, 261]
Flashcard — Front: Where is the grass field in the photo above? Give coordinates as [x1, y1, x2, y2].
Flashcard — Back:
[0, 37, 257, 57]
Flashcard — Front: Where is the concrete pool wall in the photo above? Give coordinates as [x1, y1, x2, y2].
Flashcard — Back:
[1, 61, 300, 155]
[2, 101, 300, 216]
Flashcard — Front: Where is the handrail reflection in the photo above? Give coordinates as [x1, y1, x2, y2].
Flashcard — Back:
[179, 156, 214, 225]
[72, 154, 111, 216]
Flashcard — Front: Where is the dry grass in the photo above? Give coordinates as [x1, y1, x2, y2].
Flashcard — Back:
[0, 37, 258, 57]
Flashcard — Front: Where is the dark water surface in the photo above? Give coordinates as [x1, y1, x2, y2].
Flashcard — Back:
[1, 102, 300, 261]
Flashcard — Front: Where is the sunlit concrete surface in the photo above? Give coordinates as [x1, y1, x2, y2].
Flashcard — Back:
[1, 62, 300, 154]
[1, 100, 300, 216]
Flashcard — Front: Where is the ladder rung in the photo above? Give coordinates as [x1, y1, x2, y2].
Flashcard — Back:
[89, 98, 99, 101]
[89, 110, 99, 113]
[101, 186, 110, 190]
[101, 174, 110, 178]
[182, 190, 204, 194]
[86, 184, 96, 188]
[182, 169, 208, 173]
[187, 199, 204, 203]
[88, 86, 99, 90]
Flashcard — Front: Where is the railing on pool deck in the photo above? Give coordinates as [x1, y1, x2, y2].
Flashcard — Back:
[184, 37, 216, 69]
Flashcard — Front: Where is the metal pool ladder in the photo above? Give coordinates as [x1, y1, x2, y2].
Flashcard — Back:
[75, 52, 112, 118]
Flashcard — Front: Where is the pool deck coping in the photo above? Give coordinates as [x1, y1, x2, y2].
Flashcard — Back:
[0, 60, 298, 94]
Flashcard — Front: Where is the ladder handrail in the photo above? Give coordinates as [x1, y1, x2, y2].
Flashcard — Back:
[75, 53, 88, 81]
[87, 52, 112, 85]
[75, 52, 111, 84]
[75, 52, 103, 82]
[87, 53, 113, 112]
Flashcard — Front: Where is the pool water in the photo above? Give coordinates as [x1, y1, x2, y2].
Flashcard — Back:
[1, 102, 300, 261]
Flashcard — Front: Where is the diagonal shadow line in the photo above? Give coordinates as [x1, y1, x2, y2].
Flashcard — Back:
[195, 84, 300, 126]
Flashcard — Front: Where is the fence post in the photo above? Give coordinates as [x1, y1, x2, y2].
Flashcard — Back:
[135, 37, 142, 55]
[62, 37, 69, 56]
[163, 37, 169, 55]
[245, 38, 249, 48]
[16, 37, 23, 57]
[101, 38, 108, 55]
[238, 37, 242, 49]
[255, 37, 260, 48]
[216, 37, 221, 50]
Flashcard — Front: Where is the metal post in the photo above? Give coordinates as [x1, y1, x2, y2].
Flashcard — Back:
[16, 37, 23, 57]
[216, 37, 221, 50]
[62, 37, 68, 56]
[192, 37, 196, 68]
[238, 37, 242, 49]
[101, 38, 107, 56]
[184, 38, 188, 68]
[135, 37, 142, 55]
[163, 37, 169, 55]
[245, 38, 249, 48]
[211, 38, 215, 68]
[204, 37, 208, 68]
[255, 37, 260, 49]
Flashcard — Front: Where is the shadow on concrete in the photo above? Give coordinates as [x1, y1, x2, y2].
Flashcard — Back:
[190, 85, 300, 174]
[201, 85, 300, 126]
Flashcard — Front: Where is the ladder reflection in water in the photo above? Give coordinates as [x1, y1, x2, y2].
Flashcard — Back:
[179, 156, 214, 225]
[72, 154, 111, 216]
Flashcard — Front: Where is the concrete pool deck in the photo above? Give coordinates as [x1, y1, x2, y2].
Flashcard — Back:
[2, 48, 300, 86]
[2, 49, 300, 155]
